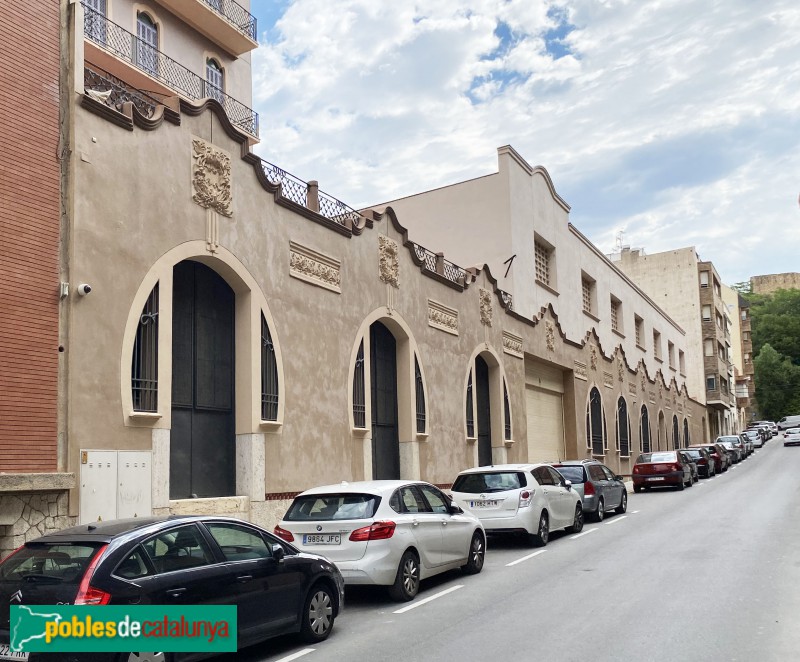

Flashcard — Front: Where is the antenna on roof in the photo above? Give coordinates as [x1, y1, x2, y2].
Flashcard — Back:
[615, 230, 625, 252]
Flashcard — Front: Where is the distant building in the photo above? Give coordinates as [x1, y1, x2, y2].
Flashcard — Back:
[610, 248, 737, 439]
[751, 273, 800, 295]
[721, 285, 756, 426]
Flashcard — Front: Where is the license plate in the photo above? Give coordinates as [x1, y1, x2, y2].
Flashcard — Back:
[303, 534, 341, 545]
[646, 477, 665, 481]
[0, 645, 28, 661]
[470, 500, 500, 508]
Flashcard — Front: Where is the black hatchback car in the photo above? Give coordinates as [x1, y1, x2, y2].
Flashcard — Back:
[0, 516, 345, 662]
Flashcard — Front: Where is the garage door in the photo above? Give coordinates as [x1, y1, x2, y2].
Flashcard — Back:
[526, 386, 565, 463]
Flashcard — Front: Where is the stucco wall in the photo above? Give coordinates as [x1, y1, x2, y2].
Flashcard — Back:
[751, 273, 800, 295]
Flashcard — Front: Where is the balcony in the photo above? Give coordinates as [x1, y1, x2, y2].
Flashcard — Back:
[82, 4, 258, 139]
[154, 0, 258, 56]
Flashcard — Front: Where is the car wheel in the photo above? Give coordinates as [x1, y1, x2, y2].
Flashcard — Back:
[615, 491, 628, 514]
[388, 550, 420, 602]
[529, 510, 549, 547]
[677, 478, 685, 491]
[118, 655, 169, 662]
[633, 485, 642, 493]
[593, 498, 605, 522]
[567, 503, 584, 533]
[300, 583, 335, 642]
[462, 531, 485, 575]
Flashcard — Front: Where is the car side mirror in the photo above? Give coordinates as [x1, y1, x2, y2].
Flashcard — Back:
[449, 502, 464, 515]
[271, 544, 286, 562]
[615, 475, 624, 482]
[564, 480, 572, 490]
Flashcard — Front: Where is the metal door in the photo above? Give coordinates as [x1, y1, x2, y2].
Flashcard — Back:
[171, 261, 235, 499]
[476, 355, 492, 466]
[370, 322, 399, 479]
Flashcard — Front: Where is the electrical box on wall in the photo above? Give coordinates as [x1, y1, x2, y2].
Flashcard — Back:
[79, 450, 152, 523]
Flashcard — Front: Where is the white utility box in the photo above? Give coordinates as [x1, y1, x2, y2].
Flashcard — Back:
[79, 449, 152, 523]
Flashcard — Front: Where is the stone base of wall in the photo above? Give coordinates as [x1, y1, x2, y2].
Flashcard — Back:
[0, 492, 76, 558]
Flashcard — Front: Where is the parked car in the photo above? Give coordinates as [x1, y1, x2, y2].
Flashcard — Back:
[739, 433, 755, 455]
[747, 425, 769, 443]
[717, 435, 746, 460]
[551, 460, 627, 522]
[777, 415, 800, 431]
[742, 429, 763, 449]
[275, 480, 485, 602]
[689, 444, 728, 473]
[450, 464, 583, 547]
[716, 439, 741, 463]
[682, 447, 715, 478]
[752, 421, 777, 438]
[783, 427, 800, 447]
[0, 516, 344, 662]
[632, 451, 693, 491]
[679, 450, 700, 483]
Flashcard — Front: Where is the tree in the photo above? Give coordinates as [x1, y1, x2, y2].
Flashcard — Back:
[753, 344, 800, 420]
[750, 288, 800, 365]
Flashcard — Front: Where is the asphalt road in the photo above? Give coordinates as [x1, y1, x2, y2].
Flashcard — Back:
[228, 436, 800, 662]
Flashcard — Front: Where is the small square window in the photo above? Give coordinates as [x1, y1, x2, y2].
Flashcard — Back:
[706, 374, 717, 391]
[534, 240, 551, 287]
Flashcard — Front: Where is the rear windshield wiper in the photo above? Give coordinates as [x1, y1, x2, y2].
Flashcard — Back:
[22, 574, 64, 583]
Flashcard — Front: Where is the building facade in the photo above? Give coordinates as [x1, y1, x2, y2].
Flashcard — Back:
[722, 285, 756, 426]
[1, 1, 707, 555]
[751, 273, 800, 296]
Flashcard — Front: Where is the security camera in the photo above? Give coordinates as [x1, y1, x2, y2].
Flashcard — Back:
[77, 284, 92, 296]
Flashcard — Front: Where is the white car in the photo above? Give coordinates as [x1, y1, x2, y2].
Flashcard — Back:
[274, 480, 485, 601]
[783, 427, 800, 447]
[450, 464, 583, 547]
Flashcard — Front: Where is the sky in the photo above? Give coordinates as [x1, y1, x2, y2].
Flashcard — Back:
[249, 0, 800, 286]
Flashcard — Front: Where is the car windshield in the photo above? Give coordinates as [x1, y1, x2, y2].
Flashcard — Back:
[284, 494, 380, 521]
[452, 472, 527, 493]
[684, 450, 702, 458]
[637, 452, 676, 463]
[551, 466, 584, 483]
[0, 543, 102, 585]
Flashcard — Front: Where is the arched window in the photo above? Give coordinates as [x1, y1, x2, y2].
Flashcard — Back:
[683, 418, 690, 447]
[640, 405, 651, 453]
[503, 380, 511, 441]
[616, 397, 630, 457]
[465, 370, 474, 438]
[414, 355, 426, 434]
[260, 314, 278, 421]
[131, 283, 159, 412]
[352, 339, 365, 428]
[672, 415, 680, 449]
[586, 387, 606, 455]
[136, 12, 158, 75]
[205, 58, 224, 102]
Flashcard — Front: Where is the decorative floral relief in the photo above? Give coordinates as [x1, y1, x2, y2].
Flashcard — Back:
[641, 371, 647, 392]
[589, 345, 598, 371]
[545, 321, 555, 352]
[428, 300, 458, 335]
[192, 138, 232, 217]
[503, 331, 523, 358]
[290, 251, 340, 287]
[479, 289, 492, 327]
[378, 235, 399, 288]
[618, 359, 625, 382]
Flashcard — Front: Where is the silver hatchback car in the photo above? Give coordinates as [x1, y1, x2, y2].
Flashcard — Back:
[551, 460, 628, 521]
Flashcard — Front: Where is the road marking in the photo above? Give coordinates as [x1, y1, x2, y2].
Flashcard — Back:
[506, 549, 548, 567]
[631, 510, 640, 514]
[604, 515, 628, 525]
[393, 585, 464, 614]
[695, 482, 704, 487]
[275, 649, 316, 662]
[570, 527, 598, 540]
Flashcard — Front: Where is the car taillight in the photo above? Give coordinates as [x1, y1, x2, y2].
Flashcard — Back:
[273, 525, 295, 542]
[74, 544, 111, 605]
[673, 463, 683, 472]
[583, 481, 596, 496]
[633, 465, 641, 474]
[349, 521, 396, 542]
[519, 490, 533, 508]
[0, 545, 24, 563]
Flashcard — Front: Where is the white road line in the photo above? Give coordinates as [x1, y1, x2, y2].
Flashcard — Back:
[570, 527, 598, 540]
[604, 515, 628, 525]
[393, 585, 464, 614]
[631, 510, 641, 514]
[506, 549, 548, 567]
[275, 649, 316, 662]
[695, 482, 704, 487]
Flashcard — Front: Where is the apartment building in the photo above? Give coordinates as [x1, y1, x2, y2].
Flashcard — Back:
[722, 285, 756, 426]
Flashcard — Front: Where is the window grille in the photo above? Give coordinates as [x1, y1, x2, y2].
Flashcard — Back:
[415, 356, 426, 434]
[352, 340, 365, 428]
[260, 314, 279, 421]
[132, 284, 159, 412]
[466, 371, 474, 437]
[587, 387, 604, 455]
[582, 279, 592, 314]
[640, 405, 650, 453]
[635, 317, 643, 346]
[85, 0, 107, 42]
[136, 13, 158, 76]
[672, 416, 680, 449]
[617, 397, 629, 456]
[534, 241, 550, 286]
[503, 381, 511, 441]
[610, 299, 619, 331]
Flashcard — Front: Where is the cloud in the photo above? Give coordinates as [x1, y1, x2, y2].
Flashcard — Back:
[250, 0, 800, 284]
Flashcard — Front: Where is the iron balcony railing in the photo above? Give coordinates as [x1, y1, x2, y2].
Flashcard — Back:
[83, 3, 258, 138]
[84, 64, 163, 119]
[258, 158, 364, 229]
[201, 0, 257, 41]
[412, 244, 468, 287]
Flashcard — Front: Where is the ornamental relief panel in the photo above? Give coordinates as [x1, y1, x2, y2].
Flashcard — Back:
[574, 361, 588, 381]
[628, 382, 638, 396]
[378, 235, 399, 288]
[603, 371, 614, 389]
[502, 331, 523, 359]
[289, 241, 341, 293]
[191, 137, 232, 217]
[428, 300, 459, 336]
[589, 345, 598, 371]
[545, 321, 555, 352]
[618, 359, 625, 382]
[479, 289, 493, 326]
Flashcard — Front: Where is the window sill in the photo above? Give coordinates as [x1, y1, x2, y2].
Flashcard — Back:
[636, 343, 646, 351]
[535, 279, 559, 297]
[259, 421, 283, 433]
[504, 438, 515, 448]
[351, 426, 370, 437]
[416, 432, 429, 442]
[612, 329, 625, 339]
[466, 436, 477, 445]
[583, 310, 600, 323]
[129, 411, 162, 421]
[654, 356, 663, 364]
[669, 365, 677, 372]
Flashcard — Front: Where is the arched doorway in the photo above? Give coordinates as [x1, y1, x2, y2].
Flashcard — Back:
[370, 321, 400, 479]
[475, 355, 493, 466]
[170, 260, 235, 499]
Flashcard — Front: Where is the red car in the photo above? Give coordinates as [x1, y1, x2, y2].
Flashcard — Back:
[683, 447, 716, 478]
[689, 444, 729, 473]
[632, 451, 694, 492]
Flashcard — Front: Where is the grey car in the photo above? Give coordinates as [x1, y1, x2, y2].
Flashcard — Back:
[551, 460, 627, 522]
